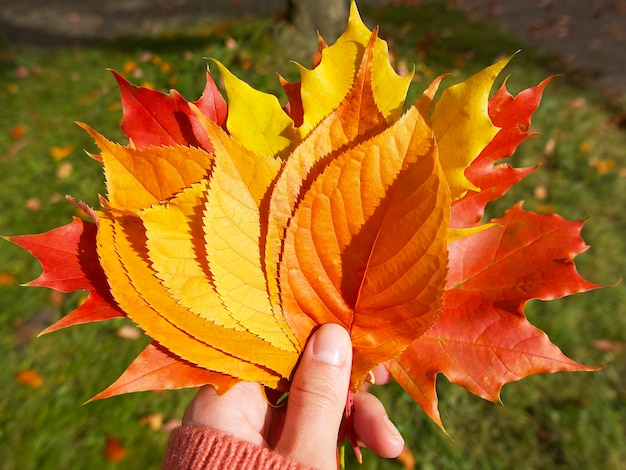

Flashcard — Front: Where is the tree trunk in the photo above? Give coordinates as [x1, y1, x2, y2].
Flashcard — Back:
[287, 0, 349, 42]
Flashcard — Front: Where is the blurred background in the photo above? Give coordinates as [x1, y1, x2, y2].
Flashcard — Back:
[1, 1, 625, 468]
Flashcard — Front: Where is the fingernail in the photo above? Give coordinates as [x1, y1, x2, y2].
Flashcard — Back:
[312, 324, 350, 366]
[383, 416, 404, 445]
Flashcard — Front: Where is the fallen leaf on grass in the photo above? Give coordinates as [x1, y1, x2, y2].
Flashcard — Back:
[55, 161, 73, 179]
[593, 339, 625, 353]
[117, 324, 142, 340]
[105, 435, 126, 462]
[533, 185, 548, 200]
[50, 145, 75, 160]
[15, 66, 29, 78]
[16, 369, 43, 388]
[139, 412, 164, 430]
[0, 272, 15, 285]
[24, 198, 41, 212]
[589, 157, 615, 174]
[123, 61, 138, 75]
[10, 125, 26, 140]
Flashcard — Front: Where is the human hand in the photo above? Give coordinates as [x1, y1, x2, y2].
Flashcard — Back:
[182, 324, 405, 469]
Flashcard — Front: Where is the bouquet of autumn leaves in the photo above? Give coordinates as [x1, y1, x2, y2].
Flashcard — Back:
[10, 0, 599, 443]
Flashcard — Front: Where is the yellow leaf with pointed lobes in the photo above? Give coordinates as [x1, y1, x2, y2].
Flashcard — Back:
[297, 1, 413, 137]
[432, 57, 510, 200]
[141, 180, 231, 325]
[97, 211, 298, 383]
[202, 126, 299, 351]
[214, 61, 298, 158]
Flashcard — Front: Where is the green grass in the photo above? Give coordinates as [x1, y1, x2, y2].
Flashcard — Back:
[1, 2, 625, 468]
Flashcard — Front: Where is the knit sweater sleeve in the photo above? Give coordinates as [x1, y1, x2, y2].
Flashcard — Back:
[162, 426, 315, 470]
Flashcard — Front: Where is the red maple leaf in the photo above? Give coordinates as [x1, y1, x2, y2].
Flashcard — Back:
[389, 79, 601, 427]
[7, 217, 123, 334]
[113, 70, 227, 150]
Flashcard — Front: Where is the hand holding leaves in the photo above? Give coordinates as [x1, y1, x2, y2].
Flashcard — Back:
[8, 1, 600, 435]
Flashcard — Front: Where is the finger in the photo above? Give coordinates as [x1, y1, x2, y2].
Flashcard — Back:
[369, 363, 392, 385]
[352, 391, 404, 458]
[182, 382, 269, 447]
[275, 324, 352, 468]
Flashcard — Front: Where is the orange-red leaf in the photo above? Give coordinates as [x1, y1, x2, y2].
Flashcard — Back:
[446, 204, 599, 299]
[113, 70, 226, 150]
[265, 31, 389, 317]
[451, 77, 554, 228]
[105, 435, 126, 462]
[391, 204, 600, 427]
[82, 125, 213, 212]
[91, 342, 238, 400]
[16, 369, 43, 388]
[6, 218, 123, 333]
[281, 86, 450, 388]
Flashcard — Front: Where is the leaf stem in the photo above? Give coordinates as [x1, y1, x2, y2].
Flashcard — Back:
[338, 389, 361, 464]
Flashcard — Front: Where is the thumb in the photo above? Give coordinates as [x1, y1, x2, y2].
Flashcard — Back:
[275, 324, 352, 469]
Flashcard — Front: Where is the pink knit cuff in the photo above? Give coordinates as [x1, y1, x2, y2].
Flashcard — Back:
[162, 426, 315, 470]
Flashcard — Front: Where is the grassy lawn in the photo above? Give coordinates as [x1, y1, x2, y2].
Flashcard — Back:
[1, 2, 625, 469]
